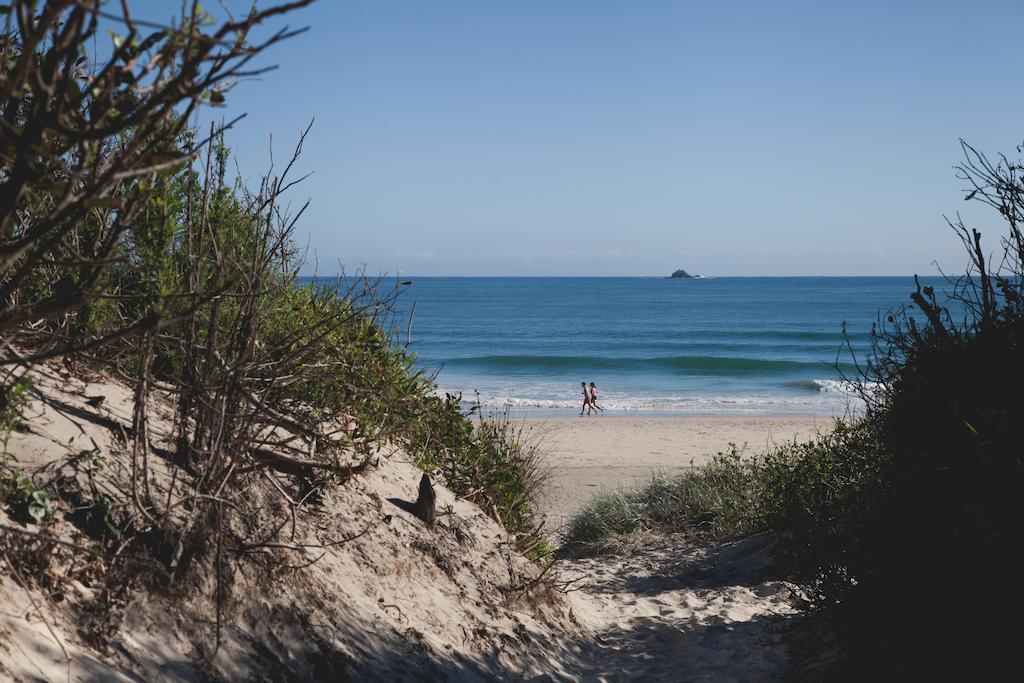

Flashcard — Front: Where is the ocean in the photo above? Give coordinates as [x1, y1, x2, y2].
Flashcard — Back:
[380, 276, 947, 417]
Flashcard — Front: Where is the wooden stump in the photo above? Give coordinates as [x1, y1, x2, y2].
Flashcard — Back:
[414, 473, 436, 526]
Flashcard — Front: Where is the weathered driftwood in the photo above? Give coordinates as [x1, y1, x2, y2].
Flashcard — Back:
[414, 473, 436, 526]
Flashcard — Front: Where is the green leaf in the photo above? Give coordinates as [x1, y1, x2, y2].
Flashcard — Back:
[28, 490, 52, 522]
[28, 501, 47, 522]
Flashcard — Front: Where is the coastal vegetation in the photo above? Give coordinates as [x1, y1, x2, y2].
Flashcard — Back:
[565, 140, 1024, 675]
[0, 1, 551, 669]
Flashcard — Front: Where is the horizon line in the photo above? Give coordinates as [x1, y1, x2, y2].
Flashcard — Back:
[295, 273, 949, 279]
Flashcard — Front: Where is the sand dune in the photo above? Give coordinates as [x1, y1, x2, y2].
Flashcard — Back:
[0, 365, 583, 681]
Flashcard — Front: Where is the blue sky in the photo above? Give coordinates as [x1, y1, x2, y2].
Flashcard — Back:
[140, 0, 1024, 276]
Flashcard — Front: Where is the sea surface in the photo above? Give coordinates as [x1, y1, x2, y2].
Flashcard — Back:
[344, 276, 952, 417]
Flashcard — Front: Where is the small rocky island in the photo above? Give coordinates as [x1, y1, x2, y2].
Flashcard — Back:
[670, 269, 697, 279]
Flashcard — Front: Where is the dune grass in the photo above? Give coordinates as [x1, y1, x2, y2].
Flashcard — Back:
[561, 447, 765, 556]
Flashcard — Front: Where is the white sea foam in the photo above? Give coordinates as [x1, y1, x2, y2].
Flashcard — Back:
[812, 379, 886, 396]
[435, 384, 865, 417]
[812, 379, 857, 393]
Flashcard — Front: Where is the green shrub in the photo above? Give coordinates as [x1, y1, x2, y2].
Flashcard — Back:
[758, 142, 1024, 676]
[755, 415, 891, 606]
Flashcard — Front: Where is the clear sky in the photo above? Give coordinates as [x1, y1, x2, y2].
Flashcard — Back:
[138, 0, 1024, 276]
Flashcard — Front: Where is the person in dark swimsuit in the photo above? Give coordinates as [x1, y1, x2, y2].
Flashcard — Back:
[580, 381, 592, 416]
[589, 382, 604, 414]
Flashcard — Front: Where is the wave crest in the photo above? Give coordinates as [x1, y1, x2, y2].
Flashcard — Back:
[445, 354, 843, 376]
[785, 379, 884, 394]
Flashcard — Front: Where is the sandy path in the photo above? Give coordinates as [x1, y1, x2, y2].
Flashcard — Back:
[562, 534, 803, 681]
[525, 416, 824, 679]
[526, 416, 827, 526]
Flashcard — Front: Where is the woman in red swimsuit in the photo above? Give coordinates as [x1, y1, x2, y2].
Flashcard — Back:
[589, 382, 604, 414]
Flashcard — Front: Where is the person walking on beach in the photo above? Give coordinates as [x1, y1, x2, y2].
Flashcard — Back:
[589, 382, 604, 414]
[580, 381, 592, 416]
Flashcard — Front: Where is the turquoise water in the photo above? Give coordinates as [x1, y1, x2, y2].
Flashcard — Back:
[351, 276, 949, 416]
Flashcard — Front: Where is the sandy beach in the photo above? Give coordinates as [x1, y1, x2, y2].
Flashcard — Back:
[528, 416, 829, 525]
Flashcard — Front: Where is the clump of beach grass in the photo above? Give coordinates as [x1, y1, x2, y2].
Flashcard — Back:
[561, 447, 765, 556]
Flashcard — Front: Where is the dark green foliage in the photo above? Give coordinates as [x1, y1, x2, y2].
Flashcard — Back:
[796, 142, 1024, 677]
[254, 277, 426, 447]
[0, 374, 30, 442]
[755, 415, 891, 606]
[759, 301, 1024, 678]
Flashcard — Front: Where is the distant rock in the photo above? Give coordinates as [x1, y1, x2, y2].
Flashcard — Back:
[670, 269, 696, 279]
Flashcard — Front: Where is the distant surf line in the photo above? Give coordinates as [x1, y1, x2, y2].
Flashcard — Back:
[443, 353, 852, 376]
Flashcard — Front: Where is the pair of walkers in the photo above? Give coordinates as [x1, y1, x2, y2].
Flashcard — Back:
[580, 382, 604, 416]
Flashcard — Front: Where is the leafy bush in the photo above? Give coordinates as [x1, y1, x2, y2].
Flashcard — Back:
[0, 1, 314, 352]
[560, 417, 891, 569]
[776, 142, 1024, 677]
[754, 415, 891, 606]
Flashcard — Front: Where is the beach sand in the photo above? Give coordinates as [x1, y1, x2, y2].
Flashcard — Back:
[528, 416, 829, 526]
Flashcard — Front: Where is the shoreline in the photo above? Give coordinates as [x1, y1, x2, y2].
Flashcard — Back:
[519, 411, 850, 420]
[448, 387, 865, 419]
[524, 415, 829, 526]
